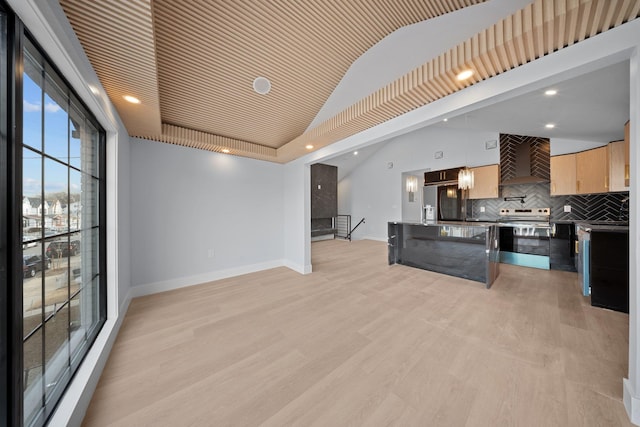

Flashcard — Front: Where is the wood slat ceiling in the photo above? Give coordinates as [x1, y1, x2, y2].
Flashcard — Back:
[59, 0, 162, 137]
[60, 0, 639, 163]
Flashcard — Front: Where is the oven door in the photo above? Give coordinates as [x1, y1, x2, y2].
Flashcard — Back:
[513, 226, 550, 256]
[499, 224, 550, 269]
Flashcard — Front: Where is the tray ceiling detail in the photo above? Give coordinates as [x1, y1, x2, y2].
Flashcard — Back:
[59, 0, 639, 163]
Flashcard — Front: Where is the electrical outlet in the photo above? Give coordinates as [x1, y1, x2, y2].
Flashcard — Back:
[207, 249, 215, 258]
[564, 205, 571, 213]
[480, 206, 486, 213]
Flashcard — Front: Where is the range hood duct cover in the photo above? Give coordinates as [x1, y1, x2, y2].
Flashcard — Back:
[500, 134, 550, 186]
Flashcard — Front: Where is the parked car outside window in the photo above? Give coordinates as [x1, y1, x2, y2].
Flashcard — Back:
[45, 240, 80, 258]
[22, 255, 51, 278]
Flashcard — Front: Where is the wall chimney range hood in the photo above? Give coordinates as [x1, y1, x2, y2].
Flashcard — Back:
[499, 134, 550, 186]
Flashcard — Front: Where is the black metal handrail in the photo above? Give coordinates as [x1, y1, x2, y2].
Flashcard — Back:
[348, 217, 365, 240]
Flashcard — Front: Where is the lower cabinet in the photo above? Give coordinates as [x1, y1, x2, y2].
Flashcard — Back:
[549, 222, 576, 272]
[590, 229, 629, 313]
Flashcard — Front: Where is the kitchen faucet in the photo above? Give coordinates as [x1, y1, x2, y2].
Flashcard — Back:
[619, 196, 630, 221]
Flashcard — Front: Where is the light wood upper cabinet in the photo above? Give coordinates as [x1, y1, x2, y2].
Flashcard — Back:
[467, 164, 499, 199]
[609, 140, 628, 192]
[576, 146, 609, 194]
[550, 153, 576, 195]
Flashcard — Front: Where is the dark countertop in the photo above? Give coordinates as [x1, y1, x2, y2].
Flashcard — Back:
[390, 220, 497, 228]
[575, 222, 629, 232]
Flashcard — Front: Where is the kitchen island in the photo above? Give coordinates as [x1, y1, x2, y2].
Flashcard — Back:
[388, 221, 500, 288]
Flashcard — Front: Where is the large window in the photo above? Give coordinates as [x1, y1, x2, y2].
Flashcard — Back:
[0, 6, 106, 425]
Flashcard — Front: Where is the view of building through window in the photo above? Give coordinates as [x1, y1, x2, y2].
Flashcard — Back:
[21, 38, 105, 426]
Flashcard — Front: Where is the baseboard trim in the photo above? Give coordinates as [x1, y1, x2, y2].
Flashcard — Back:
[283, 260, 312, 275]
[361, 235, 388, 242]
[624, 378, 640, 426]
[130, 259, 297, 298]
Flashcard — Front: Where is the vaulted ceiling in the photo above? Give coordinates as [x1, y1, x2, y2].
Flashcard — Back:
[59, 0, 640, 163]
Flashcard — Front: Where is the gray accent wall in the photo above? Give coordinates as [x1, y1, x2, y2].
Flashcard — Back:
[311, 163, 338, 219]
[311, 163, 338, 233]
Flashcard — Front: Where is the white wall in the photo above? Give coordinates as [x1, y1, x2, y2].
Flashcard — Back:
[283, 160, 311, 274]
[551, 137, 609, 155]
[401, 172, 423, 222]
[338, 127, 499, 240]
[129, 138, 285, 292]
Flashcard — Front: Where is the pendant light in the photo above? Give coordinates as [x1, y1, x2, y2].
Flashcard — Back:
[458, 167, 474, 190]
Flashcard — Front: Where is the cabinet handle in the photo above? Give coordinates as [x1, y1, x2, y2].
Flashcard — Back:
[575, 241, 579, 254]
[576, 180, 580, 192]
[605, 175, 608, 189]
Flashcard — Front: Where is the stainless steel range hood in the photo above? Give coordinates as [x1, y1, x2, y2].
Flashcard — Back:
[500, 136, 550, 186]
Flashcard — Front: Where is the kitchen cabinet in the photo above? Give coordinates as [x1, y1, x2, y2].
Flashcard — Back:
[424, 167, 461, 185]
[550, 154, 577, 195]
[609, 140, 628, 192]
[467, 164, 499, 199]
[549, 222, 576, 272]
[590, 228, 629, 313]
[576, 146, 609, 194]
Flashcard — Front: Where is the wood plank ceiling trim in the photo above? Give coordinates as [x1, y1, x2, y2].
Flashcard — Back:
[59, 0, 639, 163]
[276, 0, 640, 162]
[59, 0, 162, 137]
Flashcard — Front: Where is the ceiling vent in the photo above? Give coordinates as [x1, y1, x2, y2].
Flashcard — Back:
[253, 77, 271, 95]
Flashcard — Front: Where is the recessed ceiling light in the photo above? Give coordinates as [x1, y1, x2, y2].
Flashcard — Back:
[123, 95, 141, 104]
[545, 89, 558, 96]
[305, 144, 314, 150]
[456, 69, 474, 81]
[443, 118, 448, 122]
[221, 148, 230, 153]
[253, 76, 271, 95]
[545, 123, 555, 129]
[353, 151, 358, 155]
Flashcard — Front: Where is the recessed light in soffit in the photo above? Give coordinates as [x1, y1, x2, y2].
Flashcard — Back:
[123, 95, 141, 104]
[253, 77, 271, 95]
[456, 69, 474, 81]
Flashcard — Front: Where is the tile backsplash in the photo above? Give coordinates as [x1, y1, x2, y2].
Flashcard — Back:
[468, 183, 629, 222]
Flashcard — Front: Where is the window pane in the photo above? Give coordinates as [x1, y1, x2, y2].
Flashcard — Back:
[85, 119, 100, 177]
[23, 50, 43, 152]
[90, 228, 99, 278]
[69, 97, 99, 176]
[44, 158, 68, 238]
[23, 327, 43, 426]
[44, 303, 69, 399]
[77, 175, 99, 230]
[23, 246, 47, 339]
[69, 103, 82, 170]
[43, 233, 77, 321]
[69, 287, 94, 362]
[23, 147, 42, 244]
[43, 74, 68, 163]
[69, 169, 81, 231]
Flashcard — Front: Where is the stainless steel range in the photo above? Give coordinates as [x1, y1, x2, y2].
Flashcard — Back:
[498, 208, 551, 269]
[498, 207, 550, 224]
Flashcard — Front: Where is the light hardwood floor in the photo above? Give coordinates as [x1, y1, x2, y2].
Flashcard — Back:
[83, 239, 632, 426]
